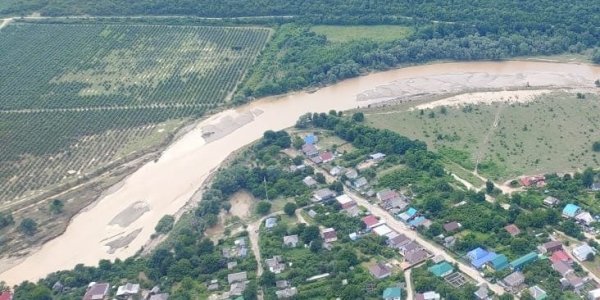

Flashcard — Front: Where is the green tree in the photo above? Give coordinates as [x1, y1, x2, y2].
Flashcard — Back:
[292, 136, 304, 149]
[155, 215, 175, 234]
[301, 225, 320, 243]
[310, 238, 323, 252]
[582, 167, 595, 188]
[19, 218, 37, 236]
[222, 202, 232, 213]
[49, 199, 64, 214]
[256, 201, 272, 215]
[260, 271, 276, 287]
[485, 180, 495, 194]
[0, 212, 14, 229]
[283, 202, 297, 216]
[315, 172, 326, 184]
[352, 112, 365, 122]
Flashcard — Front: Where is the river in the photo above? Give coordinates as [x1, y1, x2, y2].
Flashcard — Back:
[1, 61, 599, 284]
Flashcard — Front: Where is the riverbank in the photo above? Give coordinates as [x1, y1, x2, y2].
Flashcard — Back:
[1, 60, 600, 285]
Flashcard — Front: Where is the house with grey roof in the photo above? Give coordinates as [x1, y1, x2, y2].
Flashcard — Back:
[265, 256, 286, 274]
[503, 271, 524, 290]
[313, 188, 336, 202]
[228, 272, 247, 284]
[283, 234, 299, 247]
[368, 262, 391, 279]
[275, 287, 298, 299]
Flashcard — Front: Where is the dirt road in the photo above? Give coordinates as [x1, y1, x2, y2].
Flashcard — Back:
[404, 269, 414, 299]
[0, 18, 12, 30]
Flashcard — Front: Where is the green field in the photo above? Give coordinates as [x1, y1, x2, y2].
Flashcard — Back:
[0, 22, 270, 202]
[366, 92, 600, 181]
[311, 25, 412, 43]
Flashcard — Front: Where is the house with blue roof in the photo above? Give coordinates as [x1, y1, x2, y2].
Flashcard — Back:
[409, 216, 426, 227]
[467, 247, 497, 269]
[265, 217, 278, 229]
[382, 287, 402, 300]
[510, 252, 538, 270]
[304, 134, 318, 145]
[489, 254, 509, 271]
[398, 207, 418, 223]
[562, 204, 581, 218]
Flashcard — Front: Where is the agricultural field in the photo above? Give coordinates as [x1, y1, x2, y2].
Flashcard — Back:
[311, 25, 412, 43]
[0, 22, 270, 204]
[366, 91, 600, 181]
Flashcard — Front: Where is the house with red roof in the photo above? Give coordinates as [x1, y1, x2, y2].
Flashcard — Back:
[504, 224, 521, 237]
[321, 228, 338, 243]
[362, 215, 382, 230]
[550, 250, 572, 264]
[320, 152, 334, 163]
[0, 291, 12, 300]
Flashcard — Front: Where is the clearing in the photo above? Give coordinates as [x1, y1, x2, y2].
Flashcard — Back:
[311, 25, 412, 43]
[366, 91, 600, 181]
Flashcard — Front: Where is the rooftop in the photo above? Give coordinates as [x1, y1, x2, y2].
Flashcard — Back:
[383, 287, 402, 298]
[504, 224, 521, 236]
[503, 271, 525, 287]
[428, 262, 454, 277]
[509, 252, 538, 270]
[443, 221, 461, 232]
[563, 203, 581, 217]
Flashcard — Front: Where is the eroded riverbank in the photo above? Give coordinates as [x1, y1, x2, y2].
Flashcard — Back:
[2, 61, 600, 284]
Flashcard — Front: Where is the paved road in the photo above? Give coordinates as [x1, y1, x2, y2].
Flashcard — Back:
[346, 189, 505, 295]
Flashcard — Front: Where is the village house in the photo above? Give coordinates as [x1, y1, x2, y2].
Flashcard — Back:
[313, 188, 336, 202]
[405, 249, 430, 266]
[228, 271, 247, 284]
[510, 252, 538, 270]
[387, 233, 411, 249]
[289, 164, 305, 172]
[307, 209, 317, 218]
[502, 271, 525, 291]
[345, 168, 359, 180]
[539, 240, 563, 254]
[116, 283, 140, 299]
[83, 282, 110, 300]
[352, 177, 369, 190]
[400, 240, 423, 256]
[415, 291, 441, 300]
[309, 155, 323, 164]
[561, 274, 585, 291]
[302, 176, 318, 187]
[552, 260, 573, 277]
[321, 227, 338, 243]
[208, 279, 219, 291]
[276, 287, 298, 299]
[398, 207, 418, 223]
[543, 196, 560, 207]
[573, 243, 595, 261]
[589, 288, 600, 300]
[504, 224, 521, 236]
[550, 250, 571, 264]
[377, 189, 399, 202]
[303, 133, 318, 145]
[467, 247, 498, 269]
[265, 217, 278, 229]
[382, 287, 402, 300]
[265, 256, 286, 274]
[370, 153, 386, 161]
[563, 203, 582, 218]
[520, 175, 545, 187]
[320, 151, 334, 163]
[329, 166, 345, 176]
[373, 224, 394, 237]
[335, 194, 356, 209]
[428, 261, 454, 277]
[362, 215, 383, 230]
[148, 294, 169, 300]
[368, 262, 392, 279]
[344, 205, 361, 217]
[488, 254, 509, 271]
[283, 234, 299, 247]
[229, 281, 247, 297]
[474, 284, 490, 300]
[443, 221, 462, 233]
[301, 143, 318, 157]
[529, 285, 547, 300]
[576, 211, 595, 226]
[0, 292, 12, 300]
[592, 182, 600, 191]
[443, 236, 456, 248]
[227, 261, 238, 270]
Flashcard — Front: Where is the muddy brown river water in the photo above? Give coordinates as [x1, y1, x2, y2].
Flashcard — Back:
[2, 61, 600, 284]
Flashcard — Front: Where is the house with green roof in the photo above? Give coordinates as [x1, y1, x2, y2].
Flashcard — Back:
[428, 262, 454, 277]
[510, 252, 538, 270]
[489, 254, 509, 271]
[383, 287, 402, 300]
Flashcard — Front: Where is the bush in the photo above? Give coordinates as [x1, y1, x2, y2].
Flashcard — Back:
[283, 202, 297, 216]
[351, 112, 364, 122]
[19, 218, 37, 236]
[49, 199, 64, 214]
[256, 201, 272, 215]
[155, 215, 175, 234]
[593, 141, 600, 152]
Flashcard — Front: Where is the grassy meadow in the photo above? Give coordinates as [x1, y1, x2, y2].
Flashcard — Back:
[366, 92, 600, 181]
